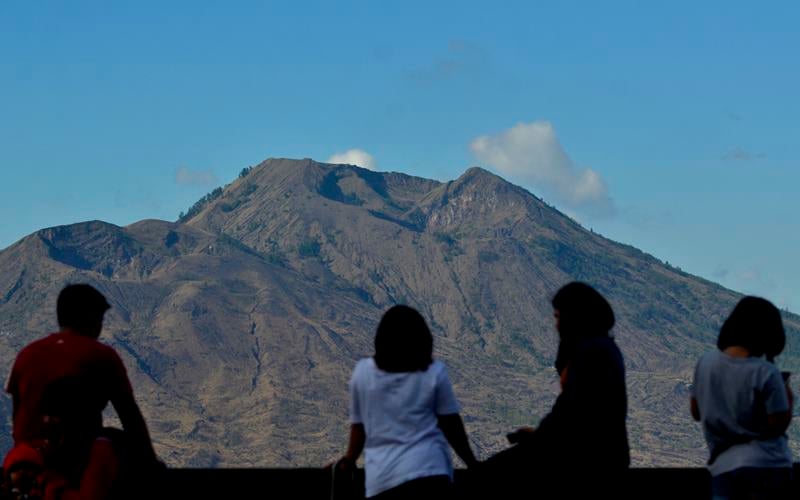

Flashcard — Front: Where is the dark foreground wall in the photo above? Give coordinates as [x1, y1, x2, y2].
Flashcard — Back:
[161, 466, 800, 500]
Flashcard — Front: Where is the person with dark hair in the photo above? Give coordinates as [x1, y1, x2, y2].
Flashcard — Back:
[5, 284, 159, 500]
[334, 305, 479, 499]
[716, 296, 787, 362]
[485, 282, 629, 497]
[691, 296, 794, 500]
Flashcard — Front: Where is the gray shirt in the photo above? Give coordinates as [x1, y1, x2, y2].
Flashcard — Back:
[692, 350, 793, 476]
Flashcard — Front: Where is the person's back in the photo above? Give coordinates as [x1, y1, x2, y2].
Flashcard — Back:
[537, 335, 629, 469]
[693, 350, 792, 476]
[335, 305, 478, 499]
[351, 357, 455, 492]
[5, 284, 158, 500]
[8, 331, 131, 445]
[486, 282, 629, 499]
[691, 296, 793, 500]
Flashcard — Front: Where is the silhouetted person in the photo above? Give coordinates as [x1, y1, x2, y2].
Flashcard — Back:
[484, 282, 629, 498]
[334, 305, 478, 499]
[4, 284, 159, 500]
[691, 296, 793, 500]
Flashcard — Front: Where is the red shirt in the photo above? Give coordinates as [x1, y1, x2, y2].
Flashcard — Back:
[6, 331, 133, 444]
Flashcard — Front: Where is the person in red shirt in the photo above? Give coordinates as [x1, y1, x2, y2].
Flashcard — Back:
[5, 284, 158, 500]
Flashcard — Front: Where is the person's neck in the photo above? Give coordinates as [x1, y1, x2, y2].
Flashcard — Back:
[723, 346, 751, 358]
[60, 327, 93, 338]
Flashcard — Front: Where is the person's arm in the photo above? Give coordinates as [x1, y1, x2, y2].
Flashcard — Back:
[112, 392, 157, 462]
[762, 368, 793, 437]
[784, 376, 794, 417]
[335, 363, 365, 470]
[535, 340, 623, 445]
[433, 363, 478, 466]
[108, 351, 157, 462]
[764, 378, 792, 436]
[765, 411, 792, 436]
[438, 413, 478, 467]
[533, 353, 587, 438]
[690, 397, 701, 421]
[341, 423, 366, 466]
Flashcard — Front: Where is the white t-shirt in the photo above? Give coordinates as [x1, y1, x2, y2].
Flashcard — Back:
[692, 350, 793, 476]
[349, 358, 461, 497]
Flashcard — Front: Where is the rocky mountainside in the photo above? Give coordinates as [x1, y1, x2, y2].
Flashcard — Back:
[1, 158, 798, 467]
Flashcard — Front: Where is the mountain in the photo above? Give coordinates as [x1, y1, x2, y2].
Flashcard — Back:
[1, 158, 798, 467]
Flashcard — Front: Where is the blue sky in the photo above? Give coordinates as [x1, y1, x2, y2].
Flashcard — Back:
[1, 1, 798, 310]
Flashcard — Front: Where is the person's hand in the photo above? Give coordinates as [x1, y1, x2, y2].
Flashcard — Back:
[465, 458, 482, 469]
[337, 456, 356, 472]
[324, 456, 355, 472]
[506, 427, 535, 444]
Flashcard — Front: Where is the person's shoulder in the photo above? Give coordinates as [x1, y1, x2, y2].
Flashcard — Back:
[578, 336, 621, 360]
[352, 357, 375, 377]
[16, 333, 59, 357]
[752, 357, 781, 378]
[430, 359, 447, 372]
[83, 337, 120, 357]
[428, 359, 451, 380]
[95, 339, 120, 353]
[696, 349, 721, 367]
[84, 339, 127, 371]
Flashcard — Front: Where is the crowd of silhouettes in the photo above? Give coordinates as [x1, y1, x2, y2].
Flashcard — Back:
[0, 282, 795, 499]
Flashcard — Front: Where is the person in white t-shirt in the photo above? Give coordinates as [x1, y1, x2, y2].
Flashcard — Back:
[691, 296, 794, 500]
[335, 305, 479, 499]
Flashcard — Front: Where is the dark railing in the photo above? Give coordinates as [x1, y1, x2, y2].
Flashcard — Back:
[161, 465, 800, 499]
[4, 465, 799, 499]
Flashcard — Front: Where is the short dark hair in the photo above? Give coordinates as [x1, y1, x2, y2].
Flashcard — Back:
[551, 282, 615, 339]
[374, 305, 434, 373]
[718, 296, 785, 361]
[56, 284, 111, 330]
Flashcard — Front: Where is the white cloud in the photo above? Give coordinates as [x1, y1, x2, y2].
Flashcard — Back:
[326, 149, 378, 170]
[175, 166, 218, 186]
[469, 121, 614, 215]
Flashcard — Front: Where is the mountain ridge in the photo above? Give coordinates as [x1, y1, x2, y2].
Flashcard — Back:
[1, 157, 797, 467]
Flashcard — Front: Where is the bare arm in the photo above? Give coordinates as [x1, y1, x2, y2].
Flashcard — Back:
[690, 397, 700, 422]
[343, 423, 366, 464]
[765, 380, 793, 436]
[344, 424, 367, 463]
[437, 414, 479, 468]
[112, 393, 157, 462]
[763, 376, 794, 437]
[765, 411, 792, 436]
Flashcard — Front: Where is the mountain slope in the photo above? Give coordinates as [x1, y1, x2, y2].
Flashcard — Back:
[1, 158, 797, 466]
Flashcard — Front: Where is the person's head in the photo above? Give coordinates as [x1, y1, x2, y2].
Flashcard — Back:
[717, 296, 785, 361]
[56, 284, 110, 338]
[551, 282, 615, 375]
[551, 282, 615, 340]
[373, 305, 434, 373]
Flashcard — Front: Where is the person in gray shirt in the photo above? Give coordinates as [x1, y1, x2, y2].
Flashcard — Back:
[691, 296, 794, 500]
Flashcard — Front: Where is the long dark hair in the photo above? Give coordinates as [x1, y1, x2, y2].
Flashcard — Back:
[551, 282, 615, 374]
[718, 296, 785, 362]
[374, 305, 434, 373]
